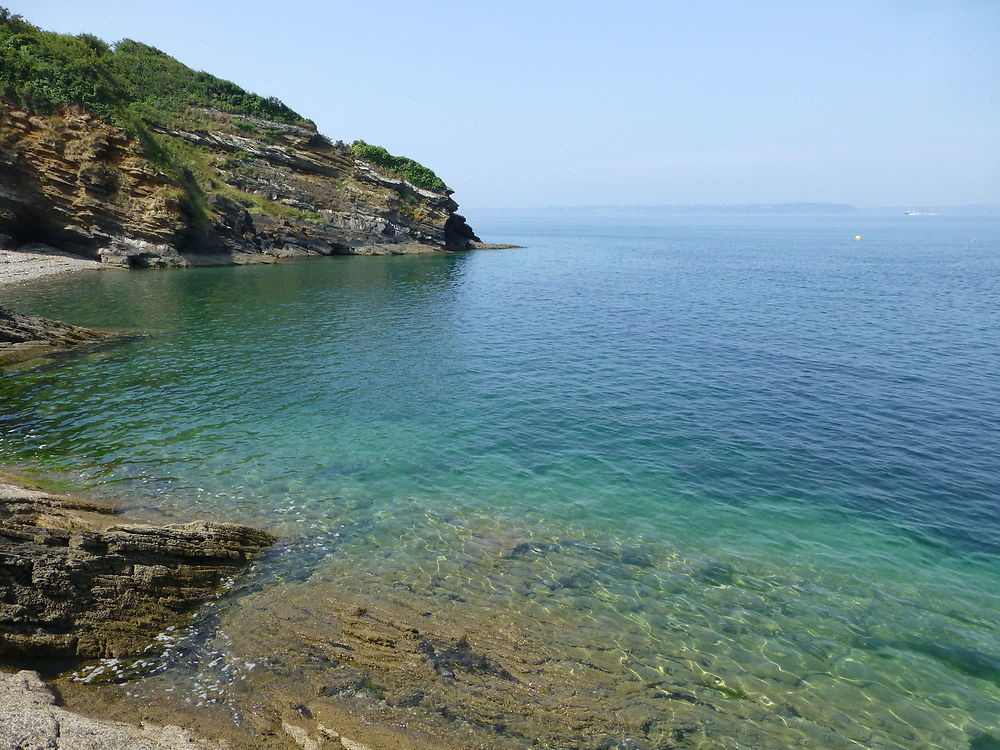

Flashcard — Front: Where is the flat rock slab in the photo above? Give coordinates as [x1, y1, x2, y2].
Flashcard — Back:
[0, 476, 274, 659]
[0, 669, 218, 749]
[0, 306, 109, 366]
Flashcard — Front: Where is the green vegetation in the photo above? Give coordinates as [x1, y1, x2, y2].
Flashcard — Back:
[0, 7, 308, 126]
[242, 193, 322, 224]
[353, 140, 447, 192]
[143, 131, 214, 231]
[232, 119, 259, 134]
[702, 675, 751, 700]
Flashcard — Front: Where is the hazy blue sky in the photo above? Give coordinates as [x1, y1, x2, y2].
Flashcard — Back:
[9, 1, 999, 213]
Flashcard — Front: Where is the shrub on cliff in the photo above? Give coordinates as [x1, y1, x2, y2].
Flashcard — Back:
[0, 11, 125, 118]
[0, 8, 307, 125]
[109, 40, 306, 125]
[353, 141, 448, 193]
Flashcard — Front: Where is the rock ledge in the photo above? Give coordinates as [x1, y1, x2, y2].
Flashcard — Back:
[0, 475, 274, 660]
[0, 306, 109, 366]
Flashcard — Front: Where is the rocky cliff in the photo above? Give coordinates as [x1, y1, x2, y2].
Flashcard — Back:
[0, 102, 479, 268]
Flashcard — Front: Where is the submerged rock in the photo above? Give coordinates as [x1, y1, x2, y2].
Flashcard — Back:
[0, 475, 274, 660]
[418, 637, 514, 680]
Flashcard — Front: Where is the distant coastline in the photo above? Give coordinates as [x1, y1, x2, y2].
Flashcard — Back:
[473, 202, 1000, 217]
[478, 202, 858, 215]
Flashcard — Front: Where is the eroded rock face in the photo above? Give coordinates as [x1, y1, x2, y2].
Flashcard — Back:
[0, 102, 480, 268]
[0, 306, 108, 366]
[0, 105, 186, 261]
[0, 477, 274, 660]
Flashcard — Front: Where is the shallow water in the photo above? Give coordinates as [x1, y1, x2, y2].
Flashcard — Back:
[2, 214, 999, 747]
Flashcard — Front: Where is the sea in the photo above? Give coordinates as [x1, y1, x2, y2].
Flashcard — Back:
[1, 213, 998, 749]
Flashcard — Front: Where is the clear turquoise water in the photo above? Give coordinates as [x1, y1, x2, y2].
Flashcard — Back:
[2, 214, 999, 747]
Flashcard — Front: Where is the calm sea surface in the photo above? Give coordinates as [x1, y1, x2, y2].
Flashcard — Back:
[2, 214, 998, 748]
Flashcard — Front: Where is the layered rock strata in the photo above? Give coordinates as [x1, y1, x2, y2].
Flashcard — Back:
[0, 476, 274, 660]
[0, 102, 479, 268]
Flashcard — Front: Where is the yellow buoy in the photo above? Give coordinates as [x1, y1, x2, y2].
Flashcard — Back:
[855, 235, 862, 240]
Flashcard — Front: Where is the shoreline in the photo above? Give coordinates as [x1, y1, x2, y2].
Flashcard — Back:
[0, 459, 746, 750]
[0, 241, 519, 291]
[0, 245, 106, 287]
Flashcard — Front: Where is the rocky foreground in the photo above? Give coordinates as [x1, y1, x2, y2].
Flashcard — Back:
[2, 667, 397, 750]
[0, 477, 429, 749]
[0, 473, 281, 748]
[0, 669, 217, 750]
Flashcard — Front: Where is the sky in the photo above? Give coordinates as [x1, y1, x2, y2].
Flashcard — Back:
[7, 1, 1000, 214]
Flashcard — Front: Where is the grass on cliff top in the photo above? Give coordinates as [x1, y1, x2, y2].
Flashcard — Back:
[353, 141, 448, 193]
[0, 7, 308, 126]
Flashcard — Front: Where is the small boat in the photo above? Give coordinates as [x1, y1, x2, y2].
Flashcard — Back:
[904, 210, 920, 215]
